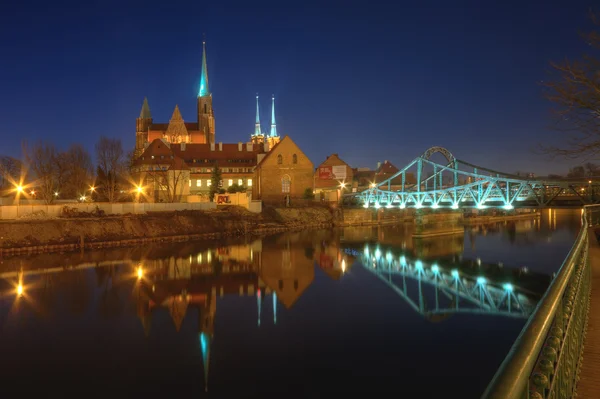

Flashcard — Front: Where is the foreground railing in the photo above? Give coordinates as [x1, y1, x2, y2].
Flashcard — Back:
[482, 206, 597, 399]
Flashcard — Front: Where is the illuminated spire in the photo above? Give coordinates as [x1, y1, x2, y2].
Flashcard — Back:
[200, 332, 210, 392]
[257, 288, 262, 326]
[139, 97, 151, 119]
[254, 95, 262, 136]
[270, 95, 277, 137]
[273, 292, 277, 325]
[199, 41, 210, 97]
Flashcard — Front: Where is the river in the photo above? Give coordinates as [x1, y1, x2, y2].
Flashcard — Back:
[0, 209, 581, 397]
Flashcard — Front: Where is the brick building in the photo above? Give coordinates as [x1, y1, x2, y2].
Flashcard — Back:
[252, 136, 314, 202]
[314, 154, 354, 201]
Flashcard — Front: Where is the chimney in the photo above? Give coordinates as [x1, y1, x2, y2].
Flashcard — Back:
[264, 141, 270, 152]
[246, 143, 253, 152]
[238, 142, 243, 151]
[385, 160, 388, 164]
[210, 142, 215, 151]
[218, 142, 223, 151]
[180, 142, 186, 151]
[377, 161, 381, 169]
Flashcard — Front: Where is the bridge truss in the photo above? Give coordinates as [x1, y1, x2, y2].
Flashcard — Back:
[359, 246, 536, 319]
[352, 146, 600, 209]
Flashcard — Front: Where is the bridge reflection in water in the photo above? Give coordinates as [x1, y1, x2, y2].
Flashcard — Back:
[0, 222, 564, 395]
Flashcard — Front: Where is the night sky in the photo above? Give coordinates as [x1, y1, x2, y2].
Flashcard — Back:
[0, 0, 596, 175]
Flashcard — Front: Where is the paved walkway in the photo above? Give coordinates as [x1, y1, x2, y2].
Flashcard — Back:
[577, 228, 600, 398]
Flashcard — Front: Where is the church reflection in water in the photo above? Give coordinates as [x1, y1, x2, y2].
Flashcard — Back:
[3, 222, 548, 390]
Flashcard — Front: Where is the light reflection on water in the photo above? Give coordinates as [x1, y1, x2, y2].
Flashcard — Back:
[0, 209, 580, 397]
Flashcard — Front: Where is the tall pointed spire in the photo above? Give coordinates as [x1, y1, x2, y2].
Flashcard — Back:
[199, 41, 210, 97]
[139, 97, 151, 119]
[270, 95, 277, 137]
[254, 95, 262, 136]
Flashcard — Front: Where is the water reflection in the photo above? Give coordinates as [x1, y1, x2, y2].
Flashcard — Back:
[0, 212, 579, 396]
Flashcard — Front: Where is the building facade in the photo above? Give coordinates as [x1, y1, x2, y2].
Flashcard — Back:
[314, 153, 354, 201]
[252, 136, 314, 202]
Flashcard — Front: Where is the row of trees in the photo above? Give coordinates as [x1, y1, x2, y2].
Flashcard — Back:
[0, 136, 130, 204]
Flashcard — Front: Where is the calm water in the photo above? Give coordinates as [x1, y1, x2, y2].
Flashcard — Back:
[0, 209, 580, 397]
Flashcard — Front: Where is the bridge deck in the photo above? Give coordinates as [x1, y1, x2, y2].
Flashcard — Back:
[577, 228, 600, 398]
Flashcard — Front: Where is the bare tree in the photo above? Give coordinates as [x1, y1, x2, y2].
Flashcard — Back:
[95, 137, 125, 203]
[540, 11, 600, 159]
[144, 157, 189, 203]
[22, 140, 58, 204]
[0, 155, 22, 192]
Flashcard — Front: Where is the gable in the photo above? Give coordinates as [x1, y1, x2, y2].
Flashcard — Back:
[257, 136, 313, 169]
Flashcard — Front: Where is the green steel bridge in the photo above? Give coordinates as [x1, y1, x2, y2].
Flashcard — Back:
[350, 147, 600, 209]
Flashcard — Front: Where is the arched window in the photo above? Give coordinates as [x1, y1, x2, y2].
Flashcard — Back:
[277, 154, 283, 164]
[292, 154, 297, 164]
[282, 175, 291, 193]
[204, 104, 207, 113]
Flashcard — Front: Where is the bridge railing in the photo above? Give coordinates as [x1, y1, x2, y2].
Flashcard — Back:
[481, 205, 598, 399]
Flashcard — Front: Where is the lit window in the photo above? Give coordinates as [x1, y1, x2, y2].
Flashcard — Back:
[282, 175, 291, 193]
[247, 179, 252, 187]
[196, 180, 201, 187]
[238, 179, 243, 186]
[151, 156, 155, 159]
[293, 154, 297, 164]
[207, 180, 212, 186]
[228, 179, 233, 186]
[277, 154, 282, 164]
[188, 180, 191, 187]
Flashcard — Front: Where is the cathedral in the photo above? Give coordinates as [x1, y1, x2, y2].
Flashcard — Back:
[134, 41, 279, 158]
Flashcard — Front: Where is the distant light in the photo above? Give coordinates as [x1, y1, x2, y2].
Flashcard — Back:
[477, 276, 486, 285]
[137, 267, 143, 279]
[386, 203, 393, 208]
[363, 202, 369, 208]
[503, 283, 513, 292]
[415, 203, 423, 209]
[375, 248, 381, 259]
[477, 204, 485, 209]
[374, 202, 381, 209]
[16, 283, 23, 296]
[341, 259, 346, 273]
[90, 186, 96, 192]
[386, 251, 392, 261]
[370, 183, 376, 188]
[30, 190, 35, 195]
[399, 203, 406, 209]
[415, 260, 423, 270]
[451, 269, 459, 278]
[54, 192, 59, 197]
[400, 256, 407, 266]
[431, 204, 439, 209]
[504, 204, 514, 210]
[431, 264, 440, 274]
[364, 245, 369, 257]
[339, 182, 347, 189]
[589, 180, 592, 184]
[16, 185, 23, 193]
[451, 203, 459, 209]
[80, 196, 86, 201]
[136, 186, 143, 194]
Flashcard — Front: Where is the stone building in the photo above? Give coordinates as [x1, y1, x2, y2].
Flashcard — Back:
[314, 153, 354, 201]
[252, 136, 314, 202]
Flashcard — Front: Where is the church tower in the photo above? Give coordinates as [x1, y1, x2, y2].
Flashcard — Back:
[266, 95, 280, 149]
[197, 41, 215, 144]
[251, 95, 264, 145]
[135, 97, 152, 157]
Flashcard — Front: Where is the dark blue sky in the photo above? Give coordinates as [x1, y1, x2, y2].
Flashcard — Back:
[0, 0, 596, 174]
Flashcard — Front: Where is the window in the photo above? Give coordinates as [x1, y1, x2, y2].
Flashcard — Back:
[228, 179, 233, 186]
[282, 175, 291, 193]
[293, 154, 297, 164]
[188, 180, 191, 187]
[247, 179, 252, 187]
[277, 154, 282, 164]
[238, 179, 243, 186]
[196, 180, 201, 187]
[160, 155, 164, 159]
[151, 155, 155, 159]
[207, 180, 211, 186]
[204, 104, 207, 113]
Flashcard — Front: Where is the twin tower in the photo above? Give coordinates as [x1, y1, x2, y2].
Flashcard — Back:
[134, 41, 279, 158]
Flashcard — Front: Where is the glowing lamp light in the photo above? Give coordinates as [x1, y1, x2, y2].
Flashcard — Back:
[400, 256, 407, 266]
[54, 192, 59, 197]
[415, 203, 423, 209]
[17, 283, 23, 296]
[341, 259, 346, 273]
[363, 202, 369, 208]
[339, 182, 347, 189]
[386, 203, 393, 208]
[503, 283, 513, 292]
[90, 186, 96, 192]
[451, 203, 459, 209]
[431, 204, 439, 209]
[451, 269, 459, 279]
[504, 204, 514, 210]
[375, 248, 381, 259]
[137, 267, 144, 279]
[399, 203, 406, 209]
[374, 202, 381, 209]
[30, 190, 35, 195]
[80, 196, 86, 201]
[477, 204, 485, 210]
[477, 276, 486, 285]
[415, 260, 424, 270]
[386, 251, 392, 262]
[257, 288, 261, 298]
[136, 186, 143, 194]
[16, 185, 24, 193]
[431, 264, 440, 274]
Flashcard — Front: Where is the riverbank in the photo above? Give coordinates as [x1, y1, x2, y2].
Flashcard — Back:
[0, 205, 336, 256]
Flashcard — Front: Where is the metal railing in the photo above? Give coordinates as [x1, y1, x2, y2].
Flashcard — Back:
[481, 205, 598, 399]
